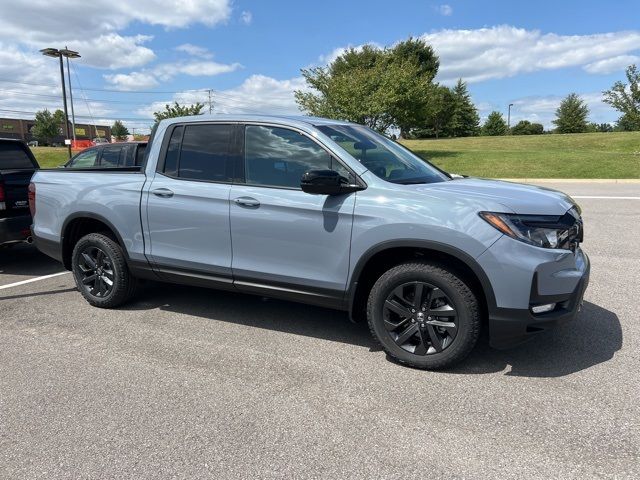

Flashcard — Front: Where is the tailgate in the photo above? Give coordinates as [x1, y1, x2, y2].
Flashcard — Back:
[1, 169, 35, 217]
[0, 140, 38, 218]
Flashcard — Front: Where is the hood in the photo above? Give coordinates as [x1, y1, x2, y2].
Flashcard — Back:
[408, 177, 577, 215]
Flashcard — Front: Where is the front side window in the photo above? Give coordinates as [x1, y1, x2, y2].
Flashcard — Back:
[316, 124, 449, 185]
[69, 148, 99, 168]
[244, 125, 351, 188]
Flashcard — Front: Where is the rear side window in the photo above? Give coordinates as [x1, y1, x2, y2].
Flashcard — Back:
[135, 144, 147, 166]
[163, 126, 183, 176]
[0, 142, 34, 169]
[100, 146, 122, 167]
[178, 124, 234, 182]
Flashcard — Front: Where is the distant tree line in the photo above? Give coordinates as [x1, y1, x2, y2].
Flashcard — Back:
[295, 38, 640, 137]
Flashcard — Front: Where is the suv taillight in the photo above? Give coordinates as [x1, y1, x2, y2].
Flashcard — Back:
[0, 181, 5, 211]
[28, 182, 36, 217]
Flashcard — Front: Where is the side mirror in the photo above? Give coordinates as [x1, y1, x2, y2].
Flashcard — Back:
[300, 170, 363, 195]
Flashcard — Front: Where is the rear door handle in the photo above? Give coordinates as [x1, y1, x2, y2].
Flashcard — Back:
[151, 188, 174, 198]
[234, 196, 260, 208]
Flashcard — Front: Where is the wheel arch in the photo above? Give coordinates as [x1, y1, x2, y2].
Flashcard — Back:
[347, 240, 497, 322]
[61, 212, 129, 270]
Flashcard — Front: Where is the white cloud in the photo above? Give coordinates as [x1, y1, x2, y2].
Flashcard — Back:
[104, 72, 160, 91]
[105, 60, 242, 91]
[0, 1, 231, 41]
[436, 4, 453, 16]
[318, 42, 383, 65]
[241, 11, 253, 25]
[421, 26, 640, 84]
[0, 1, 232, 70]
[134, 75, 306, 118]
[175, 44, 214, 59]
[80, 34, 156, 69]
[583, 54, 640, 74]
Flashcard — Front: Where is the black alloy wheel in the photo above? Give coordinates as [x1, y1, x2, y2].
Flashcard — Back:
[383, 281, 458, 355]
[77, 245, 115, 298]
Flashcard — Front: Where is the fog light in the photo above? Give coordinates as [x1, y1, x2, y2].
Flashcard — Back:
[531, 303, 556, 314]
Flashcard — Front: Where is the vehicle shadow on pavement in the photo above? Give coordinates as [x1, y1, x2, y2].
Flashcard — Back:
[452, 301, 622, 377]
[0, 244, 63, 278]
[125, 283, 378, 349]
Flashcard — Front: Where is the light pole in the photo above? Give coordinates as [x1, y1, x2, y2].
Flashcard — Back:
[64, 46, 78, 145]
[507, 103, 514, 132]
[40, 47, 80, 159]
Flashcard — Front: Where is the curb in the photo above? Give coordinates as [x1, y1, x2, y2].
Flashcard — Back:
[497, 178, 640, 184]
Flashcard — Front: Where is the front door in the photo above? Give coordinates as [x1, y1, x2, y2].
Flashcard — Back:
[229, 124, 357, 307]
[144, 123, 238, 284]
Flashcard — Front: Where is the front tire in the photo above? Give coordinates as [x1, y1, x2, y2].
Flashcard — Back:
[71, 232, 137, 308]
[367, 262, 480, 369]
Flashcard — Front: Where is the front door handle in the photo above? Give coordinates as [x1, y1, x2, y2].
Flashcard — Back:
[151, 188, 174, 198]
[234, 196, 260, 208]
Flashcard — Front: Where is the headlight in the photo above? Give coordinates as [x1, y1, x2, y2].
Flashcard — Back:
[479, 211, 581, 249]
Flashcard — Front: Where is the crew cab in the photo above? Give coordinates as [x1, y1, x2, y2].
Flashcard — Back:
[30, 115, 589, 369]
[0, 138, 39, 246]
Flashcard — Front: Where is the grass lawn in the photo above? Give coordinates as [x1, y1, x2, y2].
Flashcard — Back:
[402, 131, 640, 178]
[31, 147, 72, 168]
[30, 131, 640, 178]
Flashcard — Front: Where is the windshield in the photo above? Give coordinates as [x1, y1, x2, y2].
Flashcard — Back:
[316, 124, 449, 184]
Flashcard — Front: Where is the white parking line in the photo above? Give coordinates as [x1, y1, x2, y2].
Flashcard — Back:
[0, 271, 70, 291]
[572, 196, 640, 200]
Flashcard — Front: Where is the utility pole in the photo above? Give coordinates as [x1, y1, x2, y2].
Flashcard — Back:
[64, 46, 76, 145]
[207, 89, 214, 114]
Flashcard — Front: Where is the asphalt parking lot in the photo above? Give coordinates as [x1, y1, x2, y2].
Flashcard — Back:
[1, 181, 638, 479]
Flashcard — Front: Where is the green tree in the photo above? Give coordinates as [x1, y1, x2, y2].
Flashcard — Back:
[615, 113, 640, 131]
[446, 79, 480, 137]
[153, 102, 205, 122]
[511, 120, 544, 135]
[481, 111, 509, 136]
[411, 85, 455, 139]
[111, 120, 130, 141]
[295, 38, 440, 135]
[32, 109, 64, 145]
[553, 93, 589, 133]
[596, 123, 613, 132]
[603, 64, 640, 131]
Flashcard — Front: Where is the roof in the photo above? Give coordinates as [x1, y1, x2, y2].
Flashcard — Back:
[159, 114, 354, 128]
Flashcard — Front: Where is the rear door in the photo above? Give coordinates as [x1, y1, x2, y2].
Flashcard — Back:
[144, 123, 239, 284]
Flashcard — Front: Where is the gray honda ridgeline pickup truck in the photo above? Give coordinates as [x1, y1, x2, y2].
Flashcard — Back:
[30, 115, 589, 369]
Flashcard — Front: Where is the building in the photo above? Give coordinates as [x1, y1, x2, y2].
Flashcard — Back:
[0, 117, 111, 144]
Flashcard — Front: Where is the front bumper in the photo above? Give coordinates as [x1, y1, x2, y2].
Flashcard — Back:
[0, 214, 32, 245]
[488, 250, 590, 349]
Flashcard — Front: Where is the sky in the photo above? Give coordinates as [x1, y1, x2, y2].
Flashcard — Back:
[0, 0, 639, 133]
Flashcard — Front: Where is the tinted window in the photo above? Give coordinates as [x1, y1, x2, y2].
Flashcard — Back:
[177, 124, 234, 182]
[0, 142, 35, 169]
[100, 146, 122, 167]
[69, 148, 99, 168]
[163, 126, 183, 176]
[244, 125, 350, 188]
[135, 144, 147, 166]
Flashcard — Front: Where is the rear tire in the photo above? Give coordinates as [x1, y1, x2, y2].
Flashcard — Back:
[367, 261, 480, 370]
[71, 232, 138, 308]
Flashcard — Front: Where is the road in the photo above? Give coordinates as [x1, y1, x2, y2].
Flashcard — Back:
[1, 182, 638, 479]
